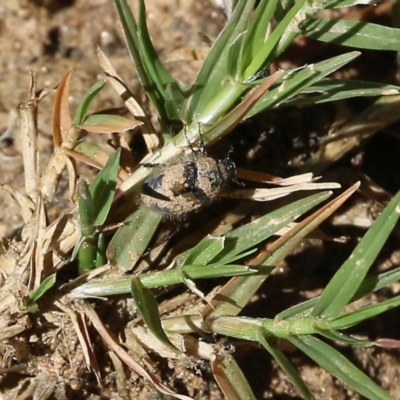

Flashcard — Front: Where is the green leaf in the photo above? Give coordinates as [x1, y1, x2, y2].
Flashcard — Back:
[78, 114, 142, 133]
[164, 82, 186, 122]
[278, 266, 400, 319]
[240, 0, 278, 73]
[78, 179, 96, 237]
[288, 79, 400, 106]
[291, 336, 392, 400]
[107, 206, 161, 269]
[131, 277, 181, 354]
[113, 0, 176, 126]
[69, 264, 258, 299]
[312, 190, 400, 318]
[73, 80, 106, 125]
[89, 149, 121, 226]
[244, 0, 308, 77]
[23, 274, 56, 311]
[247, 51, 360, 118]
[180, 235, 225, 266]
[332, 295, 400, 330]
[211, 353, 257, 400]
[183, 0, 255, 122]
[301, 18, 400, 51]
[260, 334, 316, 400]
[77, 179, 100, 274]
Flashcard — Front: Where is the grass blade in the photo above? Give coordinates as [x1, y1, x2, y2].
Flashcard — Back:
[131, 277, 181, 354]
[260, 335, 316, 400]
[278, 266, 400, 319]
[107, 206, 162, 269]
[89, 149, 121, 225]
[312, 190, 400, 318]
[290, 335, 392, 400]
[211, 353, 257, 400]
[302, 18, 400, 51]
[73, 80, 106, 125]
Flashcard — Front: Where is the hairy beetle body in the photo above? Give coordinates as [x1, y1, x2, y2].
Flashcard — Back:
[141, 154, 236, 218]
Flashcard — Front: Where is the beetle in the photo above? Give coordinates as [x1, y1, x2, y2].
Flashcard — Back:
[141, 143, 236, 219]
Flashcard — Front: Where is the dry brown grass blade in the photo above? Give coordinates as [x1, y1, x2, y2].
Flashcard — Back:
[31, 195, 48, 289]
[211, 354, 253, 400]
[0, 185, 35, 223]
[237, 168, 319, 187]
[41, 213, 79, 271]
[52, 69, 72, 147]
[17, 194, 47, 290]
[3, 371, 58, 400]
[41, 69, 78, 201]
[80, 301, 194, 400]
[108, 350, 129, 397]
[97, 46, 161, 151]
[0, 314, 31, 342]
[56, 300, 102, 386]
[230, 181, 341, 201]
[18, 72, 40, 202]
[0, 258, 31, 341]
[236, 167, 283, 183]
[74, 118, 142, 134]
[63, 147, 129, 181]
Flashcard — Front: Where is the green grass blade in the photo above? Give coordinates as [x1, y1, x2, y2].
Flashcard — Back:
[184, 0, 255, 122]
[211, 353, 257, 400]
[68, 264, 259, 299]
[226, 32, 246, 80]
[137, 0, 177, 96]
[312, 190, 400, 318]
[260, 335, 316, 400]
[78, 179, 96, 238]
[215, 191, 333, 265]
[288, 79, 400, 105]
[164, 82, 185, 122]
[181, 235, 225, 266]
[244, 0, 308, 77]
[330, 0, 377, 6]
[332, 295, 400, 330]
[207, 191, 334, 317]
[23, 274, 56, 312]
[317, 329, 371, 347]
[89, 149, 121, 225]
[113, 0, 175, 124]
[290, 335, 392, 400]
[107, 206, 161, 269]
[247, 51, 360, 118]
[240, 0, 278, 73]
[77, 179, 99, 274]
[301, 18, 400, 51]
[175, 191, 332, 272]
[131, 277, 181, 354]
[278, 266, 400, 319]
[73, 80, 106, 125]
[96, 232, 107, 267]
[78, 114, 142, 132]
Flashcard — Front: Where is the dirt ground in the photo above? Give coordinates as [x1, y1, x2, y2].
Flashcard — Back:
[1, 0, 400, 399]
